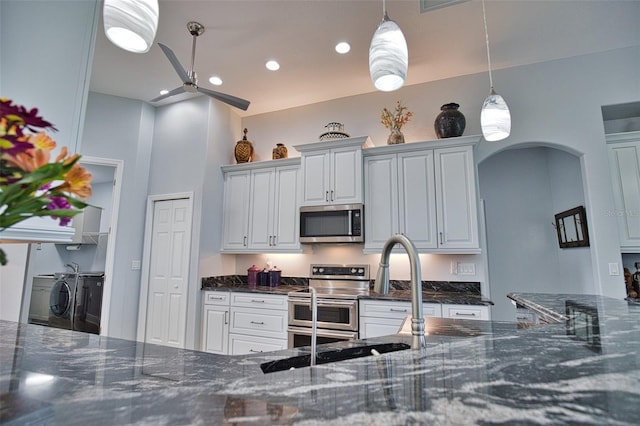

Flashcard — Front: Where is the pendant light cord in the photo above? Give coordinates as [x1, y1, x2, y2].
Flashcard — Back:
[482, 0, 494, 90]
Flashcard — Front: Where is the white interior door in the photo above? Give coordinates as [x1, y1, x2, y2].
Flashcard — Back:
[145, 198, 192, 348]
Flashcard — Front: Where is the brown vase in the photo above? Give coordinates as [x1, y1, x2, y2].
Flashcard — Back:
[272, 143, 288, 160]
[235, 128, 254, 163]
[387, 129, 405, 145]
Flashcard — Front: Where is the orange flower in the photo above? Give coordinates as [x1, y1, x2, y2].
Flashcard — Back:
[2, 147, 50, 172]
[29, 131, 57, 151]
[57, 163, 92, 199]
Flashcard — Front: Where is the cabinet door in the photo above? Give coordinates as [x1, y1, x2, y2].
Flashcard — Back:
[247, 168, 276, 250]
[331, 146, 362, 204]
[229, 334, 287, 355]
[364, 154, 399, 251]
[301, 151, 330, 205]
[272, 165, 300, 249]
[609, 141, 640, 248]
[360, 316, 405, 339]
[398, 151, 437, 249]
[201, 305, 229, 354]
[434, 146, 479, 249]
[222, 171, 251, 250]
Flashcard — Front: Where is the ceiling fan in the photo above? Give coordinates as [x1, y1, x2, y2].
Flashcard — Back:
[150, 21, 250, 111]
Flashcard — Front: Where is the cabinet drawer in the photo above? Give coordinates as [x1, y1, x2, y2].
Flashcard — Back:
[231, 292, 287, 310]
[442, 304, 490, 321]
[229, 306, 288, 339]
[360, 316, 404, 339]
[229, 333, 287, 355]
[360, 300, 442, 319]
[203, 291, 230, 306]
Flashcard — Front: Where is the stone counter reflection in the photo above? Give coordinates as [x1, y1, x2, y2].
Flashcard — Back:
[2, 292, 640, 424]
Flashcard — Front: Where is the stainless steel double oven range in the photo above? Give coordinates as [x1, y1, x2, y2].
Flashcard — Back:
[287, 264, 369, 348]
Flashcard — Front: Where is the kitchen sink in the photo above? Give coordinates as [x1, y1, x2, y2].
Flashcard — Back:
[260, 342, 410, 374]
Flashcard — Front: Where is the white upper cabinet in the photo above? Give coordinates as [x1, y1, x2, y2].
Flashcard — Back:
[221, 159, 301, 253]
[295, 136, 372, 206]
[434, 145, 479, 249]
[364, 136, 481, 253]
[607, 132, 640, 251]
[222, 171, 252, 251]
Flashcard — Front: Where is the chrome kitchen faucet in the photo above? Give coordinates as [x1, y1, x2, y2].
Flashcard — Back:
[374, 234, 426, 349]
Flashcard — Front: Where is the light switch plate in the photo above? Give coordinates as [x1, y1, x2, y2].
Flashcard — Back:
[458, 263, 476, 275]
[608, 262, 620, 276]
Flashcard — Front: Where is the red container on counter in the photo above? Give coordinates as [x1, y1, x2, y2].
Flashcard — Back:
[247, 265, 261, 287]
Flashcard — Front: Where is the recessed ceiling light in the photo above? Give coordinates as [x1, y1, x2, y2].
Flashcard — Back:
[335, 42, 351, 54]
[265, 60, 280, 71]
[159, 89, 169, 95]
[209, 76, 223, 85]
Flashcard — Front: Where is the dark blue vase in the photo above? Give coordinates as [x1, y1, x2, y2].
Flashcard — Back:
[434, 103, 466, 139]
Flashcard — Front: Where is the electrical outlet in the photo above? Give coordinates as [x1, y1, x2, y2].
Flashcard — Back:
[635, 262, 640, 270]
[608, 263, 620, 276]
[132, 260, 141, 271]
[458, 263, 476, 275]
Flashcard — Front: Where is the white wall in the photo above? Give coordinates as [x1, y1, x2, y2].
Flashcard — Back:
[240, 46, 639, 307]
[80, 93, 155, 340]
[0, 245, 29, 321]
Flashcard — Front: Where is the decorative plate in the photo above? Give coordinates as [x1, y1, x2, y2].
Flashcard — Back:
[319, 131, 350, 141]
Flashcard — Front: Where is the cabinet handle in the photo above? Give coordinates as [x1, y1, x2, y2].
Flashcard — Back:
[390, 308, 408, 313]
[325, 191, 329, 202]
[272, 235, 277, 246]
[209, 295, 224, 300]
[454, 312, 477, 317]
[251, 299, 265, 303]
[250, 321, 265, 325]
[224, 311, 228, 325]
[330, 190, 334, 202]
[439, 232, 443, 245]
[243, 236, 247, 246]
[249, 349, 263, 353]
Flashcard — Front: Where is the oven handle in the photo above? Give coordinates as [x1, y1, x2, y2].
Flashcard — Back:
[287, 326, 357, 339]
[288, 297, 357, 307]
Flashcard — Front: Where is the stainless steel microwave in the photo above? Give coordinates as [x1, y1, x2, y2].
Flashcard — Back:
[299, 204, 364, 243]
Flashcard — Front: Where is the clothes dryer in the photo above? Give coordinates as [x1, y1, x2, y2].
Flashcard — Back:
[48, 273, 79, 330]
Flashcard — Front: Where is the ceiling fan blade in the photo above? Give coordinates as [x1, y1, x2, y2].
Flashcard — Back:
[158, 43, 190, 83]
[150, 86, 186, 102]
[197, 87, 251, 111]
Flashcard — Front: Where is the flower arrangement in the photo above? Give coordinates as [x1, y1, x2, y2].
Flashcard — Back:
[380, 100, 413, 132]
[0, 98, 92, 265]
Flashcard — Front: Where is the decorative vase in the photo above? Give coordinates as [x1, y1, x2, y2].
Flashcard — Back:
[272, 143, 288, 160]
[434, 103, 466, 139]
[234, 128, 254, 163]
[387, 129, 405, 145]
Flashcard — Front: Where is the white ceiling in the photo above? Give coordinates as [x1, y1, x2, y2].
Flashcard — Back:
[89, 0, 640, 118]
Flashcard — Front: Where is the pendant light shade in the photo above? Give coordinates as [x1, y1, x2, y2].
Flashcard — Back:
[369, 12, 408, 92]
[481, 89, 511, 141]
[480, 0, 510, 141]
[103, 0, 159, 54]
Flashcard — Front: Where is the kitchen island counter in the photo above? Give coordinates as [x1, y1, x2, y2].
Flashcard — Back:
[2, 293, 639, 425]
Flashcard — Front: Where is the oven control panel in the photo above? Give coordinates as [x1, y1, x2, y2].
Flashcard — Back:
[309, 264, 369, 280]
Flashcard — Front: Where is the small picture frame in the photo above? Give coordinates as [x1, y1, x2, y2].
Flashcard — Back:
[554, 206, 590, 248]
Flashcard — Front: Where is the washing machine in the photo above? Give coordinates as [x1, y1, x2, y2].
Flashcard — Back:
[74, 273, 105, 334]
[48, 272, 79, 330]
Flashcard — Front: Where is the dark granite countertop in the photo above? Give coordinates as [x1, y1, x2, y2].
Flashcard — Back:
[3, 292, 640, 425]
[202, 275, 493, 305]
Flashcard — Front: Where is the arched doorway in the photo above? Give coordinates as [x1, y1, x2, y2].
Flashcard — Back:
[478, 144, 594, 321]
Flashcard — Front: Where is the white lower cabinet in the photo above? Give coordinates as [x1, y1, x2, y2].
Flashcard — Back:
[201, 292, 230, 354]
[359, 300, 442, 339]
[441, 304, 490, 321]
[201, 291, 288, 355]
[228, 293, 288, 355]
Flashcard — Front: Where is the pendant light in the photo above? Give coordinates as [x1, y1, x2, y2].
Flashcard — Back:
[103, 0, 159, 54]
[480, 0, 510, 141]
[369, 0, 408, 92]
